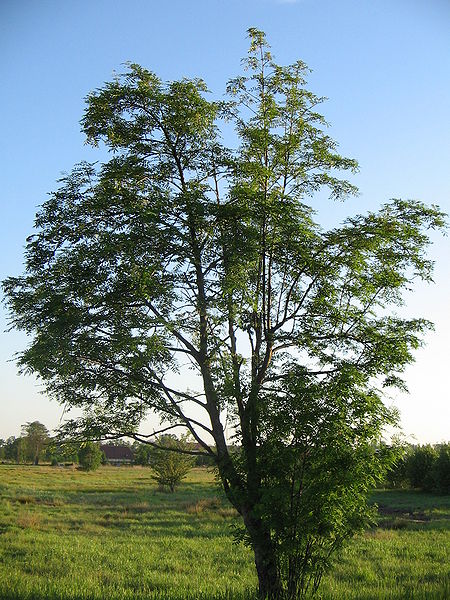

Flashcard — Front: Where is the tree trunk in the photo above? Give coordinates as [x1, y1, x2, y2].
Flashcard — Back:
[254, 543, 282, 599]
[242, 510, 283, 599]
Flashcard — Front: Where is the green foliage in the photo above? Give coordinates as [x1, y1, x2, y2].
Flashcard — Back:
[233, 369, 395, 597]
[133, 443, 152, 466]
[21, 421, 50, 465]
[45, 439, 80, 465]
[3, 436, 27, 463]
[384, 453, 411, 489]
[432, 444, 450, 494]
[407, 445, 438, 491]
[381, 443, 450, 494]
[2, 28, 447, 599]
[149, 435, 195, 492]
[378, 441, 412, 489]
[78, 442, 103, 471]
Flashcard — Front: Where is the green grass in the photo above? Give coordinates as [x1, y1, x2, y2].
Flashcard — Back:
[0, 466, 449, 599]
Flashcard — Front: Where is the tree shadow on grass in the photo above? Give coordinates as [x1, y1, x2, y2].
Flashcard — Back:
[374, 504, 450, 533]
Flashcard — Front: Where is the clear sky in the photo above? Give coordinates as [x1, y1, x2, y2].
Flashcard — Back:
[1, 0, 449, 443]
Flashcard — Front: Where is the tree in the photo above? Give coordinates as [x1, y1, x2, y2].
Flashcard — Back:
[78, 442, 102, 471]
[21, 421, 50, 465]
[12, 437, 27, 464]
[149, 435, 194, 492]
[377, 439, 411, 489]
[45, 438, 80, 464]
[3, 436, 26, 463]
[133, 442, 152, 466]
[433, 443, 450, 494]
[2, 29, 446, 599]
[406, 444, 438, 491]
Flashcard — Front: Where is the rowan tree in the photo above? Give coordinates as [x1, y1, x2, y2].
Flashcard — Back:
[3, 29, 446, 599]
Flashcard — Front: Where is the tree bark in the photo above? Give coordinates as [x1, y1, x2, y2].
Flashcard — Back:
[242, 510, 282, 600]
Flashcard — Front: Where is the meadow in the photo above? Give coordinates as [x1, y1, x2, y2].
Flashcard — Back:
[0, 465, 448, 600]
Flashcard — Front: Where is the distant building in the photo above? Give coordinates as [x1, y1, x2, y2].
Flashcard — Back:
[100, 444, 134, 465]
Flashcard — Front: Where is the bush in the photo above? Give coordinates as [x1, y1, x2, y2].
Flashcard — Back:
[406, 445, 438, 491]
[150, 435, 194, 492]
[78, 442, 102, 471]
[433, 443, 450, 494]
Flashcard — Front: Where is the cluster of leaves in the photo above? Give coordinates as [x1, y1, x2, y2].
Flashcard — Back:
[230, 366, 395, 597]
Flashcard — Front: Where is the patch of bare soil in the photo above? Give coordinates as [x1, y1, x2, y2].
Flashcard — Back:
[377, 504, 431, 524]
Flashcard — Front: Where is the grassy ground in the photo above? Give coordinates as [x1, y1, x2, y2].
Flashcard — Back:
[0, 465, 448, 599]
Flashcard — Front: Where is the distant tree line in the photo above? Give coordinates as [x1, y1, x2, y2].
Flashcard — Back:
[383, 442, 450, 494]
[0, 422, 87, 466]
[0, 421, 51, 464]
[1, 425, 448, 496]
[0, 424, 204, 487]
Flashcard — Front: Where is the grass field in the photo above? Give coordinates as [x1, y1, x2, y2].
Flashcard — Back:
[0, 465, 448, 599]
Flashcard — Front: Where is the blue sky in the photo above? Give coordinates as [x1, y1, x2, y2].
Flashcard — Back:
[1, 0, 449, 442]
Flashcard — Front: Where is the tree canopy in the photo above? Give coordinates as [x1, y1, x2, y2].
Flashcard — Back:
[21, 421, 50, 465]
[3, 29, 446, 599]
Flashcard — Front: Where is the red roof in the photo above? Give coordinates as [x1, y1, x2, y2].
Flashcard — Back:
[100, 445, 134, 460]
